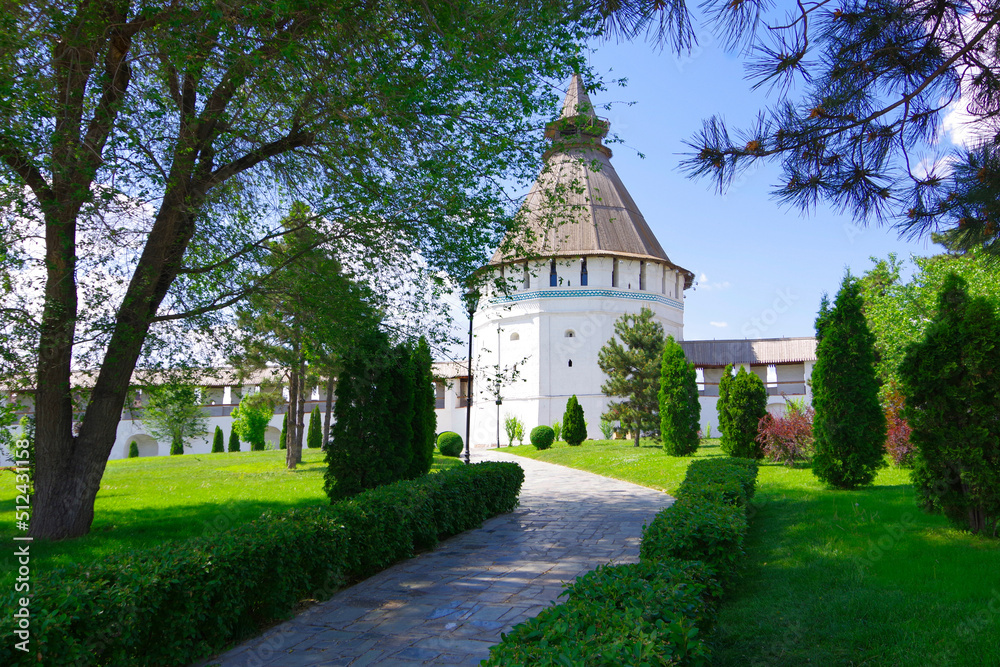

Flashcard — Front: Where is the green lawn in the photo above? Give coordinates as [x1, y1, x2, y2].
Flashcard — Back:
[506, 439, 1000, 666]
[0, 449, 463, 589]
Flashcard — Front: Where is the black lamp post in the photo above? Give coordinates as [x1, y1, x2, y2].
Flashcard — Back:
[496, 325, 501, 449]
[462, 286, 480, 465]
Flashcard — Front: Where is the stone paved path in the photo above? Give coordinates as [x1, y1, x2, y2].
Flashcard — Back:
[196, 450, 673, 667]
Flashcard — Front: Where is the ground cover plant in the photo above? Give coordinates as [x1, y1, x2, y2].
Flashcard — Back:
[0, 448, 463, 591]
[505, 439, 1000, 665]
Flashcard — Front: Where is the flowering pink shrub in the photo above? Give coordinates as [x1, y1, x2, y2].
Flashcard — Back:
[883, 391, 914, 467]
[755, 401, 815, 466]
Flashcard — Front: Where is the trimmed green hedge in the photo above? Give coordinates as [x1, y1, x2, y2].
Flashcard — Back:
[0, 462, 524, 667]
[486, 559, 720, 666]
[485, 456, 758, 666]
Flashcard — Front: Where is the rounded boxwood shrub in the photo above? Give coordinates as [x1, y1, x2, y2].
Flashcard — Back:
[437, 431, 464, 457]
[530, 425, 555, 450]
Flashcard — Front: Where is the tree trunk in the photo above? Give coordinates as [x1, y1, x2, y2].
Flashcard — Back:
[295, 355, 306, 465]
[286, 355, 299, 469]
[634, 421, 640, 448]
[323, 374, 334, 448]
[33, 200, 200, 538]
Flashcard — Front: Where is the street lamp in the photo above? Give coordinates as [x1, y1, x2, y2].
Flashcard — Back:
[496, 324, 501, 449]
[462, 286, 480, 465]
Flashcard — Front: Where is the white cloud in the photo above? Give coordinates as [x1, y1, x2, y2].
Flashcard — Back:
[709, 321, 728, 328]
[697, 273, 732, 291]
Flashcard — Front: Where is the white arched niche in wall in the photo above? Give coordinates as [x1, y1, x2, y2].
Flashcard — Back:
[564, 330, 576, 338]
[510, 332, 520, 341]
[128, 434, 159, 457]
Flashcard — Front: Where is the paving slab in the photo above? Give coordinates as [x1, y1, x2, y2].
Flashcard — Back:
[194, 449, 673, 667]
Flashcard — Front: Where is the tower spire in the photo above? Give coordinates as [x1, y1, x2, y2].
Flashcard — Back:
[560, 73, 596, 119]
[545, 73, 609, 150]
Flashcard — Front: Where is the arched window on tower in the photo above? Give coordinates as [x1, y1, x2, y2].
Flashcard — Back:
[612, 258, 619, 287]
[550, 259, 558, 287]
[523, 262, 530, 289]
[580, 257, 588, 286]
[639, 261, 646, 291]
[568, 359, 573, 367]
[565, 330, 576, 338]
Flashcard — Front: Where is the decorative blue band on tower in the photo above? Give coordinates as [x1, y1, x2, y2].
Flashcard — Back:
[492, 288, 684, 310]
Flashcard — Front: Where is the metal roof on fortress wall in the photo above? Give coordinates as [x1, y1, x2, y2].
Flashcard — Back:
[678, 338, 818, 367]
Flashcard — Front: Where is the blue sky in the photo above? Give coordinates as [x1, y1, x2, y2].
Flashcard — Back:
[573, 36, 936, 341]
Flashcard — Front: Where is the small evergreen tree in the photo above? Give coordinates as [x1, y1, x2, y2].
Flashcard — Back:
[659, 335, 701, 456]
[598, 307, 665, 447]
[170, 435, 183, 455]
[720, 368, 767, 459]
[900, 274, 1000, 536]
[385, 343, 414, 480]
[716, 363, 734, 439]
[280, 413, 288, 450]
[227, 428, 240, 452]
[128, 441, 139, 458]
[325, 332, 398, 500]
[212, 426, 224, 453]
[307, 406, 323, 449]
[811, 275, 886, 489]
[563, 395, 587, 446]
[408, 336, 437, 477]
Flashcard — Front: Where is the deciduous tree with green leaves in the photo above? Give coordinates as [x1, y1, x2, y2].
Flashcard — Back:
[3, 0, 597, 540]
[598, 307, 666, 448]
[230, 392, 279, 453]
[859, 247, 1000, 397]
[812, 276, 886, 489]
[141, 384, 208, 456]
[899, 273, 1000, 536]
[659, 335, 701, 456]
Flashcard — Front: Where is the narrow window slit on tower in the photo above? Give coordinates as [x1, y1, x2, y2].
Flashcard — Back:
[581, 257, 588, 286]
[568, 360, 573, 367]
[612, 258, 619, 287]
[639, 261, 646, 291]
[550, 259, 557, 287]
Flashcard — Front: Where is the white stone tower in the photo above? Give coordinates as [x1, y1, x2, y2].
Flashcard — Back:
[469, 74, 693, 446]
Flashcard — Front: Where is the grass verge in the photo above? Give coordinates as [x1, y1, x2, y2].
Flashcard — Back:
[0, 448, 463, 588]
[505, 438, 1000, 666]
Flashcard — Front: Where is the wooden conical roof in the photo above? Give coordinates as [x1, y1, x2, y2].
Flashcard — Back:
[491, 74, 692, 281]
